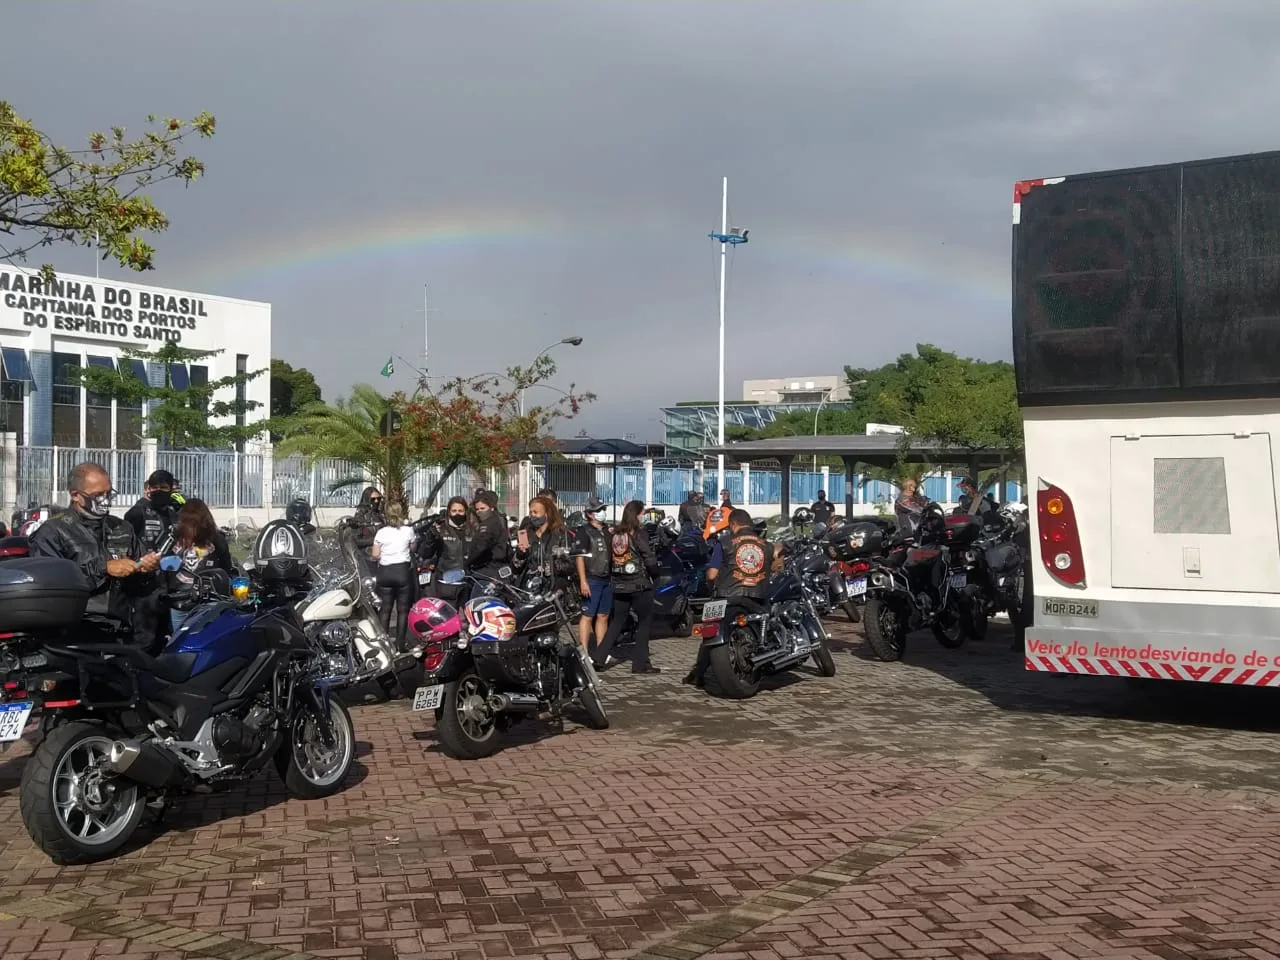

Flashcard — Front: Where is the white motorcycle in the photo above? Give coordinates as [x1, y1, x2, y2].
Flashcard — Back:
[296, 523, 421, 698]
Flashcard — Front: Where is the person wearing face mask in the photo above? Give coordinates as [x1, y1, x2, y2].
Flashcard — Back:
[514, 495, 570, 588]
[123, 470, 190, 650]
[351, 486, 385, 551]
[417, 496, 476, 604]
[574, 495, 613, 654]
[468, 489, 512, 578]
[30, 462, 162, 645]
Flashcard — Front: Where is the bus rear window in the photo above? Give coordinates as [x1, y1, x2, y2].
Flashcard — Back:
[1013, 152, 1280, 405]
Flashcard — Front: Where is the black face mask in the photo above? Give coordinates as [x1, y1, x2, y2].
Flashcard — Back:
[448, 514, 466, 526]
[149, 490, 172, 510]
[529, 515, 548, 529]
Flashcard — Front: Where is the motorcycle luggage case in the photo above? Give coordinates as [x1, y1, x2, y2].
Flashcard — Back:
[836, 522, 885, 560]
[943, 515, 982, 546]
[0, 557, 91, 631]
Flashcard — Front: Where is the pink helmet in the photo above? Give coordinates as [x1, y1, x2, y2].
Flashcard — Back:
[407, 596, 460, 643]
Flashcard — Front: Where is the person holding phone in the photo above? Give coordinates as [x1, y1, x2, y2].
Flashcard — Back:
[29, 462, 161, 646]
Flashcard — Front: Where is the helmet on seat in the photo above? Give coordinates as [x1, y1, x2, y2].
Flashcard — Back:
[408, 596, 460, 643]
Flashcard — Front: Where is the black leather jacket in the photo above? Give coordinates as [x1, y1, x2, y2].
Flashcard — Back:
[470, 511, 512, 575]
[29, 508, 150, 629]
[123, 497, 178, 551]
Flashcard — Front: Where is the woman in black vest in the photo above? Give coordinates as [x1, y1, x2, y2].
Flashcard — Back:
[591, 500, 660, 675]
[419, 496, 476, 604]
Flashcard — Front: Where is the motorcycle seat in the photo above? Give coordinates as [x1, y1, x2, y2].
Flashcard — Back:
[49, 642, 198, 685]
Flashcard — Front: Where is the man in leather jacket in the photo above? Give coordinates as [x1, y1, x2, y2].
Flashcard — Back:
[469, 489, 512, 577]
[30, 462, 161, 643]
[678, 490, 709, 533]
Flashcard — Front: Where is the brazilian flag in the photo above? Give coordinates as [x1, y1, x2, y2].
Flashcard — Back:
[380, 357, 394, 378]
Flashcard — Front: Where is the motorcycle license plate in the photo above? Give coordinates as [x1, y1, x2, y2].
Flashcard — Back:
[948, 573, 967, 590]
[0, 702, 33, 742]
[418, 571, 432, 586]
[846, 577, 867, 598]
[702, 599, 727, 622]
[412, 684, 444, 712]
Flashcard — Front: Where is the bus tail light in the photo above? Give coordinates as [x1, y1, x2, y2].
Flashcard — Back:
[1037, 479, 1086, 587]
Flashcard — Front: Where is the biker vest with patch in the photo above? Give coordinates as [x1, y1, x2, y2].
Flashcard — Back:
[610, 531, 641, 577]
[718, 532, 770, 598]
[581, 524, 610, 579]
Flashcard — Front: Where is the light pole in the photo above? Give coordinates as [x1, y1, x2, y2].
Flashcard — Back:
[521, 336, 583, 416]
[708, 178, 749, 495]
[812, 379, 866, 471]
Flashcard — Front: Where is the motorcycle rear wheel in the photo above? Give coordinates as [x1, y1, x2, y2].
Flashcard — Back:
[841, 600, 862, 624]
[672, 604, 695, 638]
[20, 722, 145, 865]
[932, 598, 968, 649]
[863, 597, 907, 662]
[708, 628, 762, 700]
[436, 670, 501, 760]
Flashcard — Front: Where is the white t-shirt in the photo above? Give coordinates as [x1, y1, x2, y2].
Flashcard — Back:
[373, 525, 415, 566]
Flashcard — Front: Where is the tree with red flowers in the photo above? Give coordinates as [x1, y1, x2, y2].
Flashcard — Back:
[275, 354, 593, 509]
[399, 354, 593, 507]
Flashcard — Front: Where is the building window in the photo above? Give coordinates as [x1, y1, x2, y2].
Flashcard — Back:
[52, 352, 81, 447]
[189, 364, 209, 421]
[85, 357, 113, 450]
[0, 369, 23, 445]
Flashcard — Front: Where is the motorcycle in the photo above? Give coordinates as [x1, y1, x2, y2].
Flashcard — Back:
[2, 522, 356, 865]
[411, 563, 608, 760]
[861, 504, 985, 661]
[691, 536, 837, 699]
[297, 524, 421, 697]
[614, 517, 710, 645]
[948, 503, 1031, 642]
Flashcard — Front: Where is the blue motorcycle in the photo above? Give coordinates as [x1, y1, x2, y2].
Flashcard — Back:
[2, 520, 356, 865]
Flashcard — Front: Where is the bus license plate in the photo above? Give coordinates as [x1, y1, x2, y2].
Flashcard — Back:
[0, 702, 34, 742]
[412, 685, 444, 711]
[702, 600, 727, 622]
[846, 578, 867, 597]
[1041, 597, 1099, 619]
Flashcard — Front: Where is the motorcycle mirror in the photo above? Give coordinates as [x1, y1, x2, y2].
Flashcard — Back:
[159, 555, 183, 572]
[440, 568, 465, 584]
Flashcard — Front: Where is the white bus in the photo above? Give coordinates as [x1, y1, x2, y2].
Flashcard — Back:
[1015, 151, 1280, 686]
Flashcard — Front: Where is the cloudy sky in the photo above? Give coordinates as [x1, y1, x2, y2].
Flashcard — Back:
[7, 0, 1280, 439]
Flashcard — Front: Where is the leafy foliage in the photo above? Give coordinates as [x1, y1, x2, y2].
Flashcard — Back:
[275, 356, 594, 509]
[74, 341, 266, 449]
[0, 102, 215, 274]
[269, 359, 322, 438]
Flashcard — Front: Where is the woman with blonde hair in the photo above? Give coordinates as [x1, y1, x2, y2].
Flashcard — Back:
[371, 501, 416, 651]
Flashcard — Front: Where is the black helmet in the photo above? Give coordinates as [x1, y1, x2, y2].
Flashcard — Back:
[791, 506, 814, 526]
[285, 497, 313, 526]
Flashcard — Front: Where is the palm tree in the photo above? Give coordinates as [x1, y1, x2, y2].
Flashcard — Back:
[275, 384, 417, 506]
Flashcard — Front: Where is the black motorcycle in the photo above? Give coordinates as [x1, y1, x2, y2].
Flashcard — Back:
[413, 566, 608, 760]
[949, 504, 1031, 642]
[861, 504, 985, 661]
[692, 541, 837, 700]
[1, 521, 355, 864]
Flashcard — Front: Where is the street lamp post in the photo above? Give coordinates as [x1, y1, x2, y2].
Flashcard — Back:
[812, 379, 867, 471]
[708, 178, 749, 495]
[521, 336, 583, 416]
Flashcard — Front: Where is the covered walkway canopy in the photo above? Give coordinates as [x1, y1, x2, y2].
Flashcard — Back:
[701, 435, 1016, 518]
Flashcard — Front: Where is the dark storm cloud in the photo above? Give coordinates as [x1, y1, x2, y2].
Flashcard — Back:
[5, 0, 1280, 437]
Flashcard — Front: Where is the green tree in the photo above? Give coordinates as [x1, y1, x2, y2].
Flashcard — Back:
[270, 359, 322, 439]
[276, 355, 593, 509]
[75, 341, 266, 449]
[1, 102, 215, 273]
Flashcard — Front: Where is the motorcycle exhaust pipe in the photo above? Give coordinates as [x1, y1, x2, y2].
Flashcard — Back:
[488, 693, 540, 713]
[109, 739, 186, 789]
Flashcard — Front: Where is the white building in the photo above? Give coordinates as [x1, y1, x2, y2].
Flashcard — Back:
[0, 266, 270, 449]
[741, 375, 849, 405]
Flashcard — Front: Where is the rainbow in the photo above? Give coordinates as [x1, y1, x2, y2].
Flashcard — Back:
[188, 205, 1009, 306]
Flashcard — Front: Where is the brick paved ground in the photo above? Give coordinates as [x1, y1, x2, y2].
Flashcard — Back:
[3, 620, 1280, 959]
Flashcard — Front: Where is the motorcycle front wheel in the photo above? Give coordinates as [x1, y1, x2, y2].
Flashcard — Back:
[276, 698, 356, 799]
[812, 641, 837, 677]
[436, 669, 501, 760]
[19, 722, 145, 865]
[574, 651, 609, 730]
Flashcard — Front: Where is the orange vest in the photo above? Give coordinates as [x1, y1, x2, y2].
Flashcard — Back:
[703, 506, 731, 540]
